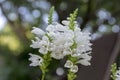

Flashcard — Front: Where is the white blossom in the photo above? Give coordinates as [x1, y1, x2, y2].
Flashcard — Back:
[77, 59, 91, 66]
[70, 65, 78, 73]
[116, 68, 120, 80]
[46, 22, 74, 59]
[64, 60, 78, 73]
[31, 27, 45, 37]
[64, 60, 73, 68]
[30, 37, 41, 48]
[77, 52, 92, 66]
[38, 36, 50, 54]
[29, 53, 43, 67]
[29, 19, 92, 68]
[62, 20, 70, 26]
[46, 22, 67, 32]
[30, 36, 50, 54]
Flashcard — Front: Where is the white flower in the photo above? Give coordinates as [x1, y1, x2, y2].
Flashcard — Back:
[64, 60, 73, 68]
[77, 52, 92, 66]
[80, 52, 92, 61]
[46, 22, 67, 32]
[30, 36, 50, 54]
[30, 37, 41, 48]
[75, 31, 92, 54]
[77, 59, 91, 66]
[31, 27, 45, 37]
[29, 53, 43, 67]
[64, 60, 78, 73]
[38, 36, 50, 54]
[51, 51, 65, 59]
[30, 19, 92, 66]
[70, 65, 78, 73]
[46, 23, 74, 59]
[62, 20, 70, 26]
[116, 68, 120, 80]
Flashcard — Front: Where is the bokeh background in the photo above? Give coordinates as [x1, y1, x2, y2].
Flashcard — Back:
[0, 0, 120, 80]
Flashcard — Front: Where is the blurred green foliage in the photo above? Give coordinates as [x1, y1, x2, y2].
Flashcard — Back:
[0, 0, 120, 80]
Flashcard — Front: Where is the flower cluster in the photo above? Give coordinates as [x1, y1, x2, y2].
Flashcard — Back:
[29, 19, 92, 71]
[28, 8, 92, 80]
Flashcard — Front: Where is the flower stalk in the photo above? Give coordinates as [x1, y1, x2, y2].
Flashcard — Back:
[39, 52, 52, 80]
[68, 70, 77, 80]
[67, 9, 78, 80]
[48, 6, 54, 25]
[111, 63, 117, 80]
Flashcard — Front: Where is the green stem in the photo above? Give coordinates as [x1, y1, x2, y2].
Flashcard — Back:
[40, 67, 46, 80]
[40, 52, 52, 80]
[68, 69, 76, 80]
[41, 73, 45, 80]
[67, 56, 78, 80]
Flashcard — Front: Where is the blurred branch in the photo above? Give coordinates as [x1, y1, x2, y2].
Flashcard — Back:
[0, 3, 29, 43]
[81, 0, 92, 29]
[16, 8, 28, 36]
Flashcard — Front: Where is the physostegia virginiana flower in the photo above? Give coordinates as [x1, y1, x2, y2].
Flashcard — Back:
[28, 7, 92, 80]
